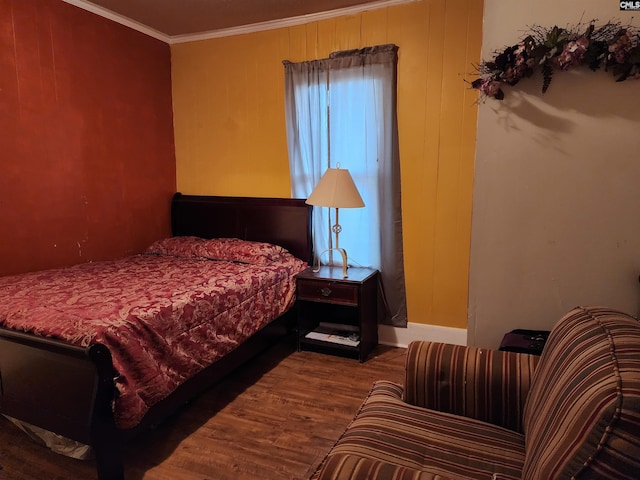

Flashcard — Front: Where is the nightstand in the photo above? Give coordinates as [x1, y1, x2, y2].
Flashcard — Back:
[296, 266, 379, 362]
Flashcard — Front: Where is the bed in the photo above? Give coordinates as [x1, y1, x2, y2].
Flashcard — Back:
[0, 193, 312, 480]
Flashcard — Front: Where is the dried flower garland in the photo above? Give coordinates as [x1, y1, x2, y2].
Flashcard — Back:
[471, 20, 640, 101]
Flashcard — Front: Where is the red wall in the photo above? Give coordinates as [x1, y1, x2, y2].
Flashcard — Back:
[0, 0, 176, 276]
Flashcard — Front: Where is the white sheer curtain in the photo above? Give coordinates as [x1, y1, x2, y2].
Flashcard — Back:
[283, 45, 407, 327]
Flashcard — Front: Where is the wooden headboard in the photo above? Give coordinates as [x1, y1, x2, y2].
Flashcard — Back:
[171, 193, 313, 264]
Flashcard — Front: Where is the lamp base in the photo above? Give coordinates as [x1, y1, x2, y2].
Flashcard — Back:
[312, 247, 350, 278]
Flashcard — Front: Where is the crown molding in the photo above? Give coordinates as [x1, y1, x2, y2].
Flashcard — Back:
[61, 0, 171, 42]
[169, 0, 420, 44]
[62, 0, 420, 45]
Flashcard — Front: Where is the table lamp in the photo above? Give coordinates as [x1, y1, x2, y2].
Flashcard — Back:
[306, 166, 365, 278]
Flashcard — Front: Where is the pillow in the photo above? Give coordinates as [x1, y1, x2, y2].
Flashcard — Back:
[145, 236, 208, 258]
[199, 238, 289, 265]
[145, 236, 289, 265]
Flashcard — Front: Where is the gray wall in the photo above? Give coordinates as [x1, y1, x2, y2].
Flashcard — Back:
[468, 0, 640, 348]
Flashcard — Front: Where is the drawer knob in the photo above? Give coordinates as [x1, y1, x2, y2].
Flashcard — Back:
[320, 287, 332, 297]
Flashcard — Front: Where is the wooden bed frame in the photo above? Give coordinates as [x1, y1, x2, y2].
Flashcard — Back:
[0, 193, 312, 480]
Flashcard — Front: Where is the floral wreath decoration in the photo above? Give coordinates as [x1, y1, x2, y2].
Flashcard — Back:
[471, 20, 640, 101]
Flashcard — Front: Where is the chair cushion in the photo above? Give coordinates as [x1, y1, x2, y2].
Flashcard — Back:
[316, 381, 526, 480]
[404, 341, 539, 433]
[522, 306, 640, 479]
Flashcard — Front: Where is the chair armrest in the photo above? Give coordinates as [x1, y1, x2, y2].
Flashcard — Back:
[317, 454, 451, 480]
[403, 341, 539, 433]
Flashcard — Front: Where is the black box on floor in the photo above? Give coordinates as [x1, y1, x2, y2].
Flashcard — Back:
[499, 329, 550, 356]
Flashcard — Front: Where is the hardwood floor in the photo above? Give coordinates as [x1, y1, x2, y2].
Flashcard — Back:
[0, 338, 406, 480]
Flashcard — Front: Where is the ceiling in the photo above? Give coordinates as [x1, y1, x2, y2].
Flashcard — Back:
[67, 0, 404, 42]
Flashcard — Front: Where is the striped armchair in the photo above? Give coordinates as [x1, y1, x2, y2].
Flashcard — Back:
[314, 306, 640, 480]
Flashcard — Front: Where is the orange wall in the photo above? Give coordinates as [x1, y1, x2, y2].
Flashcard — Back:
[171, 0, 483, 328]
[0, 0, 176, 276]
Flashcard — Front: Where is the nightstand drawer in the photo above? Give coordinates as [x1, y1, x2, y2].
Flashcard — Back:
[297, 279, 358, 305]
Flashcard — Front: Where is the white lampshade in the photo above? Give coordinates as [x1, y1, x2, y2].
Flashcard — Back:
[305, 168, 365, 208]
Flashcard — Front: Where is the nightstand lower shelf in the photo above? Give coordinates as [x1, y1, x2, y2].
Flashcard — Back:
[298, 336, 362, 360]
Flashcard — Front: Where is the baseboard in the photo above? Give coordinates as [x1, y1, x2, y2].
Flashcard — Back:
[378, 322, 467, 348]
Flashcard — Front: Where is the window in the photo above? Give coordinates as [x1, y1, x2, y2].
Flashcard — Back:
[284, 45, 407, 326]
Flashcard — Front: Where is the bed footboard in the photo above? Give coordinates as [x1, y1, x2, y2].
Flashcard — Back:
[0, 328, 124, 479]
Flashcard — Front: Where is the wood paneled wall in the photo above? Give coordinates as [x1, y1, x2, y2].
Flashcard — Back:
[0, 0, 176, 276]
[171, 0, 483, 328]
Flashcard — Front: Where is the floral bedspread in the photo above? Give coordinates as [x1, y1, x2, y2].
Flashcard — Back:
[0, 242, 306, 429]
